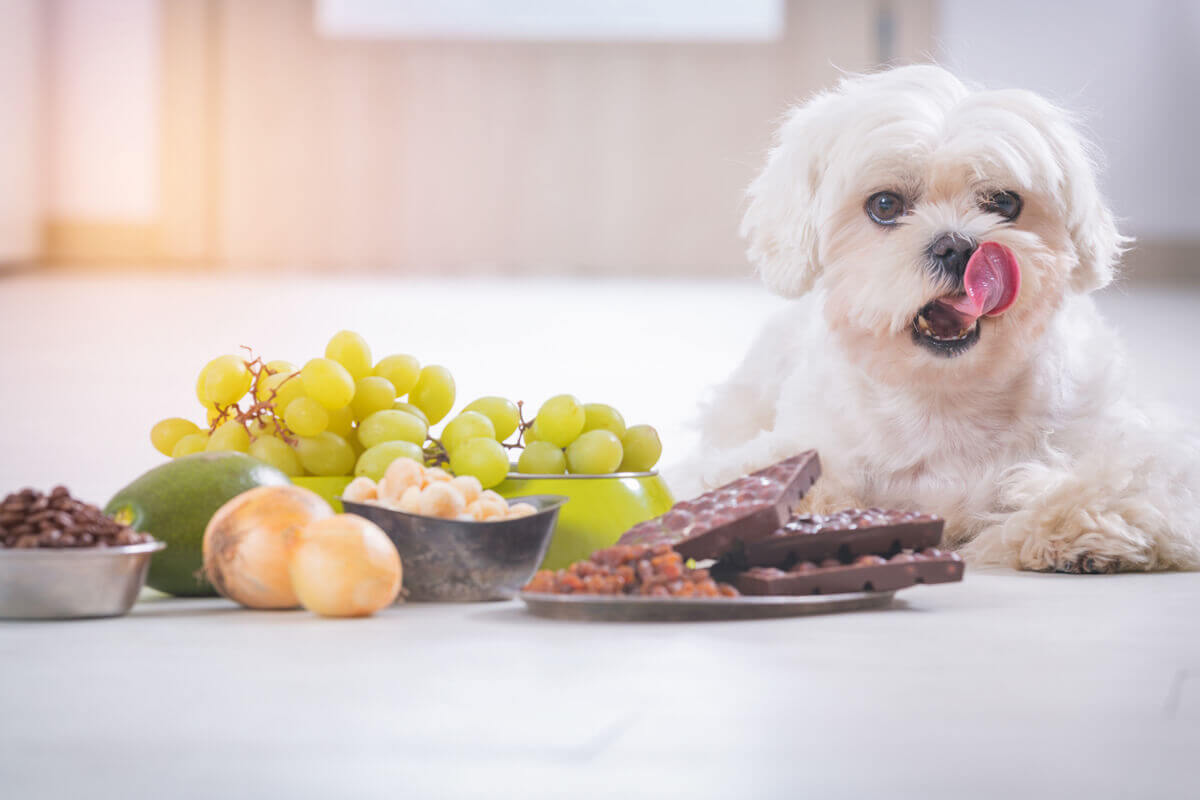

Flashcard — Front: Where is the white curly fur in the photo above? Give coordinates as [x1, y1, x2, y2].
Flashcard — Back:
[676, 65, 1200, 572]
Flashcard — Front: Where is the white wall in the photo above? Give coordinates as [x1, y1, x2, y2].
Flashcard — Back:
[0, 0, 41, 263]
[49, 0, 160, 221]
[939, 0, 1200, 239]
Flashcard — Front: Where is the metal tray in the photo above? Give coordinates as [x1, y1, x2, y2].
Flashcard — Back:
[519, 589, 895, 622]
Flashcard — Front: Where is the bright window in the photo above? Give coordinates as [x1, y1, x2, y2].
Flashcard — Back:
[315, 0, 785, 42]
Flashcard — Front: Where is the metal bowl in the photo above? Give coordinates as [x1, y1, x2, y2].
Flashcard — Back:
[0, 541, 166, 620]
[296, 472, 676, 571]
[342, 495, 567, 602]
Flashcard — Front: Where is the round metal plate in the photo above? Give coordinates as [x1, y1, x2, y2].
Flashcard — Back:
[518, 589, 895, 622]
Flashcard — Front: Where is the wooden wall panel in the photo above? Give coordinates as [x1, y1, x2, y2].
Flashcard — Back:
[161, 0, 218, 262]
[206, 0, 935, 275]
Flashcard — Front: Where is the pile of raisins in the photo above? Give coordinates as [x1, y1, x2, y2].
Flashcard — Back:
[524, 543, 738, 598]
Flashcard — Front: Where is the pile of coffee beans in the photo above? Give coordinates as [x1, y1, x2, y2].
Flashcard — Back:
[0, 487, 154, 549]
[524, 543, 739, 598]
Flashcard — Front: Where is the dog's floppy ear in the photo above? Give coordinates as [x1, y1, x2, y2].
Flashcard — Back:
[1040, 102, 1130, 293]
[741, 95, 833, 297]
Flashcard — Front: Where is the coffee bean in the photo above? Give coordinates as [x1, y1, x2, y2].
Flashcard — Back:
[0, 487, 156, 549]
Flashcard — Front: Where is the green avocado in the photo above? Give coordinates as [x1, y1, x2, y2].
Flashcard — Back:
[105, 452, 290, 596]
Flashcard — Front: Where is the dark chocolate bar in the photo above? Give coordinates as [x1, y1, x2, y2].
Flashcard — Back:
[617, 451, 821, 561]
[734, 548, 964, 596]
[741, 507, 943, 567]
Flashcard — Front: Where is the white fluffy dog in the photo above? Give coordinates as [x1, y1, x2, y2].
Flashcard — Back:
[684, 65, 1200, 573]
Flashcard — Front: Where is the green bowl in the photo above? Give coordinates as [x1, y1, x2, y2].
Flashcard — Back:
[293, 471, 675, 571]
[495, 471, 674, 570]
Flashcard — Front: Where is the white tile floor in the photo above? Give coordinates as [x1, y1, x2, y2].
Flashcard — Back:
[1, 270, 1198, 799]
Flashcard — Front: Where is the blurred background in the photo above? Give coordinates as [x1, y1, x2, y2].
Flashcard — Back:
[1, 0, 1197, 280]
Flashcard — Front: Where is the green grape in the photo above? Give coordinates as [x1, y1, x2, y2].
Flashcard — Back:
[325, 330, 373, 382]
[357, 409, 428, 449]
[350, 376, 397, 421]
[293, 432, 356, 476]
[441, 411, 496, 455]
[326, 404, 355, 439]
[354, 441, 424, 481]
[206, 406, 225, 427]
[392, 401, 429, 427]
[301, 357, 356, 410]
[619, 424, 662, 472]
[245, 414, 277, 439]
[171, 432, 209, 458]
[449, 437, 509, 489]
[206, 421, 251, 453]
[522, 424, 539, 444]
[195, 364, 214, 408]
[257, 371, 304, 410]
[565, 430, 623, 474]
[151, 417, 201, 456]
[582, 403, 626, 438]
[285, 397, 329, 437]
[409, 365, 455, 424]
[516, 441, 567, 475]
[463, 396, 519, 441]
[255, 363, 299, 403]
[373, 354, 421, 396]
[204, 355, 253, 406]
[532, 394, 585, 448]
[248, 435, 303, 476]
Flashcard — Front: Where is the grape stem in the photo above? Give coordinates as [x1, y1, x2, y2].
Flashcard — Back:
[423, 438, 450, 468]
[499, 400, 534, 452]
[205, 347, 299, 446]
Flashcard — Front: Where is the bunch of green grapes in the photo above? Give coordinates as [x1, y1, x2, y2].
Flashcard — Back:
[438, 394, 662, 486]
[149, 331, 456, 480]
[151, 333, 663, 490]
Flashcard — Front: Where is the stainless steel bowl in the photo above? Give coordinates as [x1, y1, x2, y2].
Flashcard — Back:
[342, 495, 567, 602]
[0, 541, 165, 620]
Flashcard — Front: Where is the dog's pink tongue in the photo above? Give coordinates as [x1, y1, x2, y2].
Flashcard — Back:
[944, 241, 1021, 319]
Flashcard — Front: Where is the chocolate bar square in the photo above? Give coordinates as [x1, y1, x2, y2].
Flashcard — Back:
[617, 451, 821, 561]
[734, 548, 964, 595]
[742, 507, 944, 567]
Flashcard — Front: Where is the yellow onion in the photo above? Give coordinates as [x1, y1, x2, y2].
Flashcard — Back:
[289, 514, 402, 617]
[203, 486, 333, 609]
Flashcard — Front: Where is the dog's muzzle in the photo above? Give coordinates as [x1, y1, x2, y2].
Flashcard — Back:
[912, 241, 1022, 357]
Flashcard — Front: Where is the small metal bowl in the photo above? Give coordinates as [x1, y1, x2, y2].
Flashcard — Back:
[342, 495, 567, 602]
[0, 541, 166, 620]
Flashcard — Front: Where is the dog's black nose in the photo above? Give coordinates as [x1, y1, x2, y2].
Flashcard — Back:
[929, 233, 976, 280]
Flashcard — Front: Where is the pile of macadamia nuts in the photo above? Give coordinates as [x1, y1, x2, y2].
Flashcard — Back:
[343, 459, 537, 522]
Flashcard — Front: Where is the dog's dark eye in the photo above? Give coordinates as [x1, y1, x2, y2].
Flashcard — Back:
[982, 190, 1022, 221]
[866, 192, 906, 226]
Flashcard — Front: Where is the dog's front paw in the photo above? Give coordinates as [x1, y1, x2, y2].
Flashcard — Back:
[1016, 519, 1149, 574]
[1039, 552, 1122, 574]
